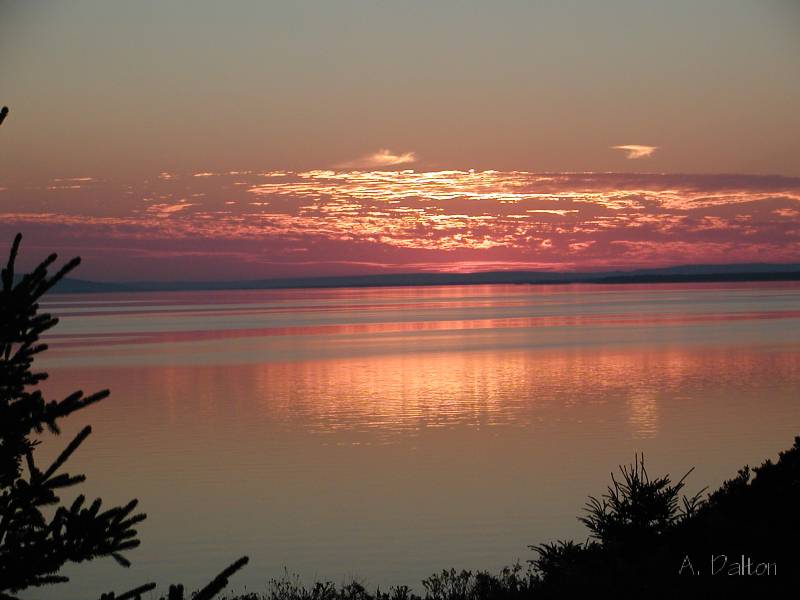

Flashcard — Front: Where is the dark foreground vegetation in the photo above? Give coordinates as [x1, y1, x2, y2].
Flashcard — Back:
[0, 235, 246, 600]
[221, 439, 800, 599]
[2, 233, 799, 600]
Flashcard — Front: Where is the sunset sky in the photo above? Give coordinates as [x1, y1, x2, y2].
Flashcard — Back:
[1, 1, 799, 280]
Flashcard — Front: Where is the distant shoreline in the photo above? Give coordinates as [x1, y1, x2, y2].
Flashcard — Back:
[46, 266, 800, 295]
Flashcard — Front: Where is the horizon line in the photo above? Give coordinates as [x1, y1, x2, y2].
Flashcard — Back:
[44, 262, 800, 295]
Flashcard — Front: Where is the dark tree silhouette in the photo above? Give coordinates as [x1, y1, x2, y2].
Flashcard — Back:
[0, 233, 141, 596]
[0, 234, 247, 599]
[578, 454, 704, 549]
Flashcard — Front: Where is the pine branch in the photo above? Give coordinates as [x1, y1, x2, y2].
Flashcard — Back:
[194, 556, 250, 600]
[41, 426, 92, 482]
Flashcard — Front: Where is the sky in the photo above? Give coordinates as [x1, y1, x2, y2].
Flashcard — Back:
[1, 0, 799, 280]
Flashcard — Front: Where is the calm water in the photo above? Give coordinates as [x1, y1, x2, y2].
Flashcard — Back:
[30, 282, 800, 598]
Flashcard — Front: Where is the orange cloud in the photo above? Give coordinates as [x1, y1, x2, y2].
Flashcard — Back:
[145, 202, 196, 218]
[612, 145, 658, 159]
[2, 170, 799, 279]
[336, 149, 417, 169]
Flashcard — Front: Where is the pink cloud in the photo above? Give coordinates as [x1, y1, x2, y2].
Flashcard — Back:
[2, 170, 799, 280]
[335, 149, 417, 169]
[611, 145, 658, 159]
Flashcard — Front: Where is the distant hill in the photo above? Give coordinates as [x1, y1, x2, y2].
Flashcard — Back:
[47, 278, 135, 294]
[41, 263, 800, 294]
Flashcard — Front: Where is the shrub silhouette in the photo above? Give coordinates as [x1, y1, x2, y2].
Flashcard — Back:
[578, 455, 704, 549]
[0, 234, 247, 599]
[223, 442, 800, 600]
[530, 445, 800, 598]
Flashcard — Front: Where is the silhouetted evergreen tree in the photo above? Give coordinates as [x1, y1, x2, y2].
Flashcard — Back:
[0, 234, 247, 599]
[0, 233, 140, 596]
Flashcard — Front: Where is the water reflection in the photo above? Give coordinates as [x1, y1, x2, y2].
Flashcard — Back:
[30, 282, 800, 599]
[627, 389, 659, 439]
[42, 344, 798, 441]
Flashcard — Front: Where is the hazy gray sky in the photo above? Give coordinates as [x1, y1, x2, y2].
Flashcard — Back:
[2, 0, 799, 181]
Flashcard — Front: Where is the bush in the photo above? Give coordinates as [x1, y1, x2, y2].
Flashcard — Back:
[0, 234, 247, 600]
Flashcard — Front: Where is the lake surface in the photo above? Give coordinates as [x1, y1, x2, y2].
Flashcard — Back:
[31, 282, 800, 598]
